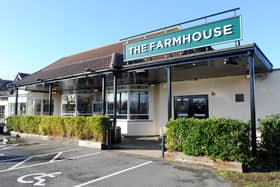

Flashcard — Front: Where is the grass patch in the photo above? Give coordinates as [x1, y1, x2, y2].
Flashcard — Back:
[219, 170, 280, 187]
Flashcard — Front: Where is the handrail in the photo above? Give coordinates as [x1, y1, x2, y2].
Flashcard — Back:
[120, 8, 240, 41]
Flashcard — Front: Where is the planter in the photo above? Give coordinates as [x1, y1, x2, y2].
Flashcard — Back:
[78, 140, 103, 149]
[165, 151, 243, 173]
[11, 131, 49, 141]
[10, 131, 104, 150]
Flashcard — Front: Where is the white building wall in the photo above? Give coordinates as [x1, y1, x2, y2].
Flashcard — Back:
[154, 71, 280, 136]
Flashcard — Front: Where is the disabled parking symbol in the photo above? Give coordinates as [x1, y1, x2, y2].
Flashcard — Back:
[17, 172, 62, 186]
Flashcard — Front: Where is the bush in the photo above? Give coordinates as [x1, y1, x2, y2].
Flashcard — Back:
[259, 114, 280, 155]
[86, 116, 110, 141]
[64, 116, 86, 138]
[166, 118, 251, 163]
[39, 116, 64, 136]
[6, 115, 110, 142]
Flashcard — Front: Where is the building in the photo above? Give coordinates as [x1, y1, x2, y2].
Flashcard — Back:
[8, 9, 279, 153]
[0, 78, 12, 131]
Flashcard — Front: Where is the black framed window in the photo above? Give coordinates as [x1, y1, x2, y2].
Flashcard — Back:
[174, 95, 208, 119]
[0, 106, 5, 119]
[129, 91, 149, 119]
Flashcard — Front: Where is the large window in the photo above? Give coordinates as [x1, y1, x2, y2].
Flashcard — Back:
[34, 99, 42, 115]
[107, 91, 128, 119]
[130, 91, 149, 119]
[0, 106, 5, 119]
[18, 103, 26, 115]
[77, 95, 92, 116]
[8, 103, 27, 116]
[174, 95, 208, 119]
[92, 92, 102, 115]
[62, 94, 76, 116]
[106, 86, 149, 120]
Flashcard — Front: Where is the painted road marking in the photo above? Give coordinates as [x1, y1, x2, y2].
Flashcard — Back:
[0, 152, 101, 173]
[8, 156, 32, 170]
[0, 148, 80, 163]
[17, 172, 62, 186]
[73, 161, 153, 187]
[49, 152, 62, 162]
[0, 144, 19, 151]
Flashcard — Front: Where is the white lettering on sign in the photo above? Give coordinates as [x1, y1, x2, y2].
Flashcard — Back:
[17, 172, 62, 186]
[127, 24, 234, 56]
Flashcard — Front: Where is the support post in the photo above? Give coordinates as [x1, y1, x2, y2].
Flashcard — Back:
[15, 87, 18, 115]
[162, 66, 172, 158]
[112, 72, 118, 143]
[48, 84, 53, 116]
[248, 51, 257, 157]
[102, 75, 106, 116]
[167, 66, 172, 120]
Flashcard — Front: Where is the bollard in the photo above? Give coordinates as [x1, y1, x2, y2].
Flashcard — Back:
[162, 135, 165, 158]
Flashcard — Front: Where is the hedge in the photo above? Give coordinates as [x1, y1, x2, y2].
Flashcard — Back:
[166, 118, 251, 163]
[6, 115, 111, 142]
[259, 114, 280, 155]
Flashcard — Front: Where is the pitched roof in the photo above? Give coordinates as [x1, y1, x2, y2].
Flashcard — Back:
[13, 42, 125, 86]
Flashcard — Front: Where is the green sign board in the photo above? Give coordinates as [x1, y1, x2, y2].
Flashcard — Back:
[124, 16, 242, 61]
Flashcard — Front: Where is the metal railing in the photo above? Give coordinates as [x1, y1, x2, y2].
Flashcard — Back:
[120, 8, 240, 41]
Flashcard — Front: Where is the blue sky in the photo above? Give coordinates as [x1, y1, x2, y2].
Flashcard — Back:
[0, 0, 279, 80]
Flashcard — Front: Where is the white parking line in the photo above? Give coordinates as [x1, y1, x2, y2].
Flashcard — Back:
[0, 144, 19, 151]
[49, 152, 63, 162]
[0, 152, 101, 173]
[8, 157, 32, 170]
[73, 161, 153, 187]
[0, 148, 80, 163]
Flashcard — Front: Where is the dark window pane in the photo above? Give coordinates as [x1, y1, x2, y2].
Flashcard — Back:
[175, 97, 190, 118]
[77, 95, 92, 115]
[235, 94, 244, 102]
[62, 95, 76, 115]
[192, 97, 208, 118]
[130, 91, 149, 116]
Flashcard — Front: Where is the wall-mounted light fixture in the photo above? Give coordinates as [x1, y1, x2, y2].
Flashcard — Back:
[245, 70, 250, 78]
[84, 68, 95, 73]
[224, 57, 238, 65]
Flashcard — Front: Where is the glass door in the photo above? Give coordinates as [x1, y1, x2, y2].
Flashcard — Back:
[174, 95, 208, 119]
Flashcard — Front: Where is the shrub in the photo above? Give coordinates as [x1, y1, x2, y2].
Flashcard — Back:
[259, 114, 280, 155]
[86, 116, 110, 141]
[165, 117, 251, 163]
[39, 116, 64, 136]
[6, 115, 110, 142]
[64, 116, 86, 138]
[6, 115, 22, 132]
[165, 118, 198, 151]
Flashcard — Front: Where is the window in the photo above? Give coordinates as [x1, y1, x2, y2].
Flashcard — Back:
[106, 91, 128, 119]
[118, 91, 128, 118]
[62, 94, 76, 116]
[174, 97, 190, 117]
[18, 103, 26, 115]
[8, 103, 15, 115]
[235, 94, 244, 102]
[174, 95, 208, 119]
[106, 86, 149, 120]
[0, 106, 5, 119]
[129, 91, 149, 119]
[77, 95, 92, 115]
[93, 91, 102, 114]
[34, 99, 42, 115]
[42, 99, 54, 115]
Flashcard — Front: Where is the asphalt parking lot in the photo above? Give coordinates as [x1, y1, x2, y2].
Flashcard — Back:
[0, 137, 230, 187]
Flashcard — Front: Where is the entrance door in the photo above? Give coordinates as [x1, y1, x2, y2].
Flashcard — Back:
[174, 95, 208, 119]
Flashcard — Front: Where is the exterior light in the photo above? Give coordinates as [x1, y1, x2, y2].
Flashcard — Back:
[224, 57, 238, 65]
[84, 68, 95, 73]
[94, 89, 99, 92]
[135, 69, 146, 73]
